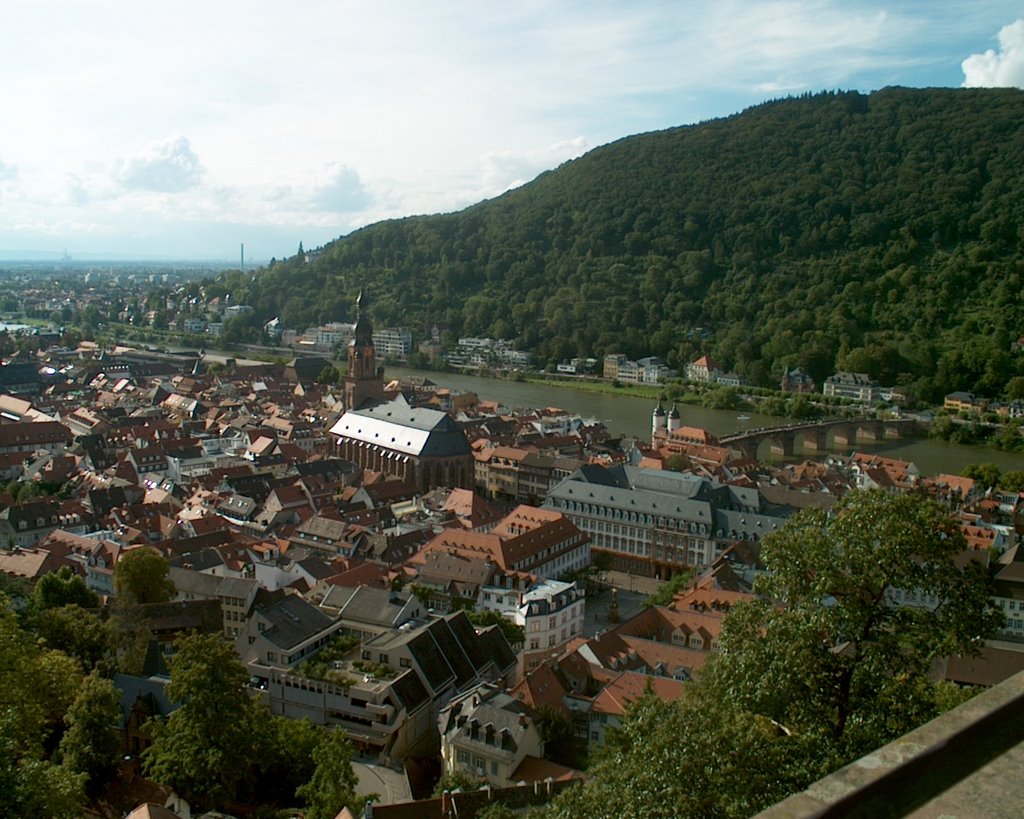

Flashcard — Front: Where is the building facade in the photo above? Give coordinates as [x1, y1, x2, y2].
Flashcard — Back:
[544, 464, 789, 578]
[329, 395, 474, 492]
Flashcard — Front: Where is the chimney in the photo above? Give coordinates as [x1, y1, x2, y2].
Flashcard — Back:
[518, 713, 527, 728]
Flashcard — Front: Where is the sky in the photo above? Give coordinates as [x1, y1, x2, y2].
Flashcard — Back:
[2, 1, 1023, 262]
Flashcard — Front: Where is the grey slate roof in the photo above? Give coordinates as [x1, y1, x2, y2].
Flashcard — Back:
[259, 594, 336, 650]
[389, 668, 431, 712]
[337, 586, 413, 627]
[475, 625, 518, 674]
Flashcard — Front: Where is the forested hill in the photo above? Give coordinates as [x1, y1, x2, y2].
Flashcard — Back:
[221, 87, 1024, 401]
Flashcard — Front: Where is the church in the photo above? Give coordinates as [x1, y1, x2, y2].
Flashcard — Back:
[329, 292, 473, 491]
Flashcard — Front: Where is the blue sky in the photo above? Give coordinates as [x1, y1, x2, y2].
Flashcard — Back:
[1, 1, 1022, 261]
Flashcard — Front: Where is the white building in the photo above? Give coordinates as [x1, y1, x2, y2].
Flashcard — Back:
[373, 327, 413, 359]
[516, 580, 585, 675]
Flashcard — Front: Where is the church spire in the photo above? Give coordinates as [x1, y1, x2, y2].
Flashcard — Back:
[352, 289, 373, 347]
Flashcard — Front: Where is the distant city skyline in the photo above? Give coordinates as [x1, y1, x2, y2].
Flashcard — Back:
[2, 2, 1022, 261]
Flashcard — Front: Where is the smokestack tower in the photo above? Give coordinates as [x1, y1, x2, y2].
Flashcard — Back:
[240, 243, 245, 272]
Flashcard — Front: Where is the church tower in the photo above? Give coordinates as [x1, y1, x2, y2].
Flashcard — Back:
[344, 289, 385, 410]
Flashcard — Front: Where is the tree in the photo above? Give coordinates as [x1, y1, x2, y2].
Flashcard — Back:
[998, 470, 1024, 493]
[535, 703, 586, 770]
[432, 769, 482, 797]
[34, 604, 110, 672]
[961, 462, 1001, 490]
[552, 688, 815, 819]
[704, 491, 1002, 755]
[0, 594, 87, 817]
[296, 729, 367, 819]
[550, 491, 1002, 818]
[317, 364, 340, 384]
[58, 671, 123, 791]
[142, 633, 257, 809]
[465, 609, 524, 646]
[29, 567, 99, 614]
[113, 548, 174, 604]
[245, 712, 322, 807]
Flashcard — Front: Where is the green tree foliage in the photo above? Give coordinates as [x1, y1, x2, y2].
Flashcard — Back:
[202, 88, 1024, 398]
[549, 491, 1001, 817]
[58, 671, 123, 791]
[34, 604, 110, 672]
[553, 688, 816, 819]
[295, 728, 367, 819]
[0, 595, 86, 817]
[998, 470, 1024, 492]
[142, 633, 256, 809]
[716, 491, 1002, 751]
[317, 364, 341, 384]
[29, 566, 99, 614]
[535, 703, 587, 770]
[113, 548, 175, 604]
[432, 769, 483, 797]
[246, 713, 322, 807]
[961, 462, 1001, 490]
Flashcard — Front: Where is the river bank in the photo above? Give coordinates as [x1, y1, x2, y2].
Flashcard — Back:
[164, 341, 1022, 476]
[382, 365, 1023, 477]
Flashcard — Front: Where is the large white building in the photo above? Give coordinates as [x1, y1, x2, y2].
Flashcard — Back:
[544, 464, 790, 578]
[373, 327, 413, 360]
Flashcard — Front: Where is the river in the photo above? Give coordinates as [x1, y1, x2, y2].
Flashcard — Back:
[178, 344, 1021, 477]
[383, 366, 1024, 478]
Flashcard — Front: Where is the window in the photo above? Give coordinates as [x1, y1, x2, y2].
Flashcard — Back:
[400, 657, 411, 668]
[457, 749, 470, 764]
[529, 639, 539, 650]
[491, 761, 499, 776]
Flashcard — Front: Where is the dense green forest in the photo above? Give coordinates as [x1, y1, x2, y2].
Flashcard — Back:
[211, 87, 1024, 402]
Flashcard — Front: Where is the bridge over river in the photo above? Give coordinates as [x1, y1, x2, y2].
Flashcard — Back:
[719, 417, 929, 460]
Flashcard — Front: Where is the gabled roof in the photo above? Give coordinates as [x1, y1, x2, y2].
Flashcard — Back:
[336, 586, 414, 627]
[257, 594, 335, 650]
[590, 670, 685, 716]
[329, 396, 471, 458]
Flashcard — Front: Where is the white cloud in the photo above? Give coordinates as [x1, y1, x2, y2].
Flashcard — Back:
[310, 164, 372, 213]
[479, 138, 590, 197]
[962, 19, 1024, 87]
[0, 157, 16, 181]
[114, 136, 203, 193]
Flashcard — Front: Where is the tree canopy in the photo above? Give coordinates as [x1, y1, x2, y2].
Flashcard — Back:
[0, 594, 86, 817]
[142, 633, 256, 809]
[113, 548, 174, 604]
[30, 566, 99, 613]
[58, 671, 123, 792]
[295, 728, 367, 819]
[548, 490, 1002, 817]
[142, 632, 363, 813]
